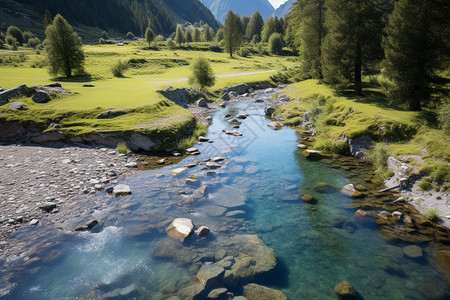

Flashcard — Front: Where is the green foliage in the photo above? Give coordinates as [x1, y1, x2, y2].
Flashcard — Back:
[22, 31, 34, 43]
[367, 143, 394, 179]
[145, 27, 155, 48]
[188, 57, 215, 90]
[215, 28, 224, 42]
[246, 11, 264, 42]
[126, 32, 135, 40]
[223, 11, 242, 57]
[99, 38, 106, 44]
[185, 30, 193, 44]
[100, 31, 109, 40]
[261, 16, 276, 43]
[7, 26, 23, 44]
[282, 116, 303, 126]
[43, 9, 53, 28]
[5, 35, 17, 46]
[424, 208, 440, 222]
[268, 33, 283, 55]
[202, 24, 214, 42]
[438, 101, 450, 132]
[175, 25, 184, 46]
[111, 60, 128, 77]
[193, 27, 201, 42]
[167, 38, 176, 49]
[419, 178, 433, 190]
[237, 47, 250, 58]
[382, 0, 449, 111]
[116, 143, 130, 154]
[44, 14, 85, 77]
[27, 37, 41, 48]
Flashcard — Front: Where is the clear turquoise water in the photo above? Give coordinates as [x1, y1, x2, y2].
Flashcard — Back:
[0, 90, 449, 299]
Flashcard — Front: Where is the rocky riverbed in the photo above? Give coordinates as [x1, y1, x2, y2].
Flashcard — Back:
[0, 144, 140, 254]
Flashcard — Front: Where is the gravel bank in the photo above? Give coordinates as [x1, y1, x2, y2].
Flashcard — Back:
[0, 144, 140, 252]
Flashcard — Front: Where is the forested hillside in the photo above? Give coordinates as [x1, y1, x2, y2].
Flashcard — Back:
[4, 0, 218, 35]
[200, 0, 274, 22]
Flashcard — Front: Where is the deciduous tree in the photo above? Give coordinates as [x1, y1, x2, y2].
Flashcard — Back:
[223, 11, 242, 57]
[189, 57, 216, 90]
[145, 27, 154, 47]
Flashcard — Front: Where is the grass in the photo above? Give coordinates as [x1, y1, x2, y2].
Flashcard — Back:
[116, 142, 130, 154]
[424, 208, 440, 222]
[278, 79, 449, 180]
[0, 41, 296, 150]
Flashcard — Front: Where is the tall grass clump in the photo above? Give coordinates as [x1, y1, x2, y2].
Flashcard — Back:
[116, 142, 130, 154]
[367, 143, 394, 179]
[315, 138, 349, 155]
[424, 208, 440, 222]
[111, 60, 128, 77]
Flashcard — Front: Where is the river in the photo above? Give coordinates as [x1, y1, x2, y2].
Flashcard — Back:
[0, 89, 449, 299]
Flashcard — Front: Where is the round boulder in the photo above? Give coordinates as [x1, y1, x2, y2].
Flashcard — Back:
[403, 245, 423, 258]
[32, 90, 50, 103]
[197, 98, 208, 108]
[334, 281, 355, 297]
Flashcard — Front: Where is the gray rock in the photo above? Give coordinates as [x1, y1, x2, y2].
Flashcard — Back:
[178, 283, 205, 300]
[211, 157, 225, 162]
[227, 118, 242, 125]
[229, 91, 238, 98]
[348, 135, 372, 158]
[125, 162, 138, 168]
[0, 84, 31, 105]
[97, 109, 127, 119]
[221, 93, 230, 101]
[9, 101, 26, 110]
[199, 136, 209, 142]
[222, 130, 243, 136]
[267, 122, 283, 130]
[213, 186, 246, 208]
[39, 202, 57, 211]
[128, 133, 157, 151]
[197, 264, 225, 288]
[166, 218, 194, 242]
[157, 87, 206, 108]
[243, 283, 287, 300]
[236, 114, 247, 119]
[113, 184, 132, 196]
[32, 91, 50, 103]
[105, 186, 114, 193]
[30, 219, 39, 226]
[208, 288, 228, 299]
[265, 107, 275, 117]
[206, 162, 222, 169]
[74, 219, 99, 231]
[206, 116, 213, 121]
[186, 147, 199, 154]
[197, 98, 208, 108]
[196, 226, 210, 236]
[223, 83, 251, 95]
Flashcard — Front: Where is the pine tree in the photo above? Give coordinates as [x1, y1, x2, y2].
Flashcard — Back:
[215, 28, 224, 42]
[193, 27, 201, 42]
[185, 29, 193, 45]
[246, 11, 264, 43]
[299, 0, 326, 78]
[240, 15, 250, 39]
[175, 25, 184, 47]
[43, 9, 53, 28]
[223, 11, 242, 57]
[44, 14, 85, 77]
[382, 0, 450, 110]
[322, 0, 391, 95]
[145, 27, 154, 48]
[284, 1, 302, 50]
[261, 17, 276, 43]
[203, 24, 214, 42]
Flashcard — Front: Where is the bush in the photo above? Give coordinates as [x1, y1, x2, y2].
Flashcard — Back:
[126, 32, 135, 40]
[100, 31, 109, 40]
[27, 37, 41, 48]
[111, 60, 128, 77]
[268, 33, 283, 55]
[7, 25, 23, 44]
[430, 165, 449, 186]
[5, 35, 16, 46]
[22, 30, 34, 43]
[424, 208, 440, 221]
[419, 178, 432, 190]
[188, 57, 215, 90]
[238, 47, 250, 57]
[167, 38, 176, 49]
[116, 143, 130, 154]
[99, 37, 106, 44]
[209, 44, 222, 52]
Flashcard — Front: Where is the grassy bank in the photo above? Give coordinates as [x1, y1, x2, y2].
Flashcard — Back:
[277, 79, 449, 187]
[0, 41, 296, 150]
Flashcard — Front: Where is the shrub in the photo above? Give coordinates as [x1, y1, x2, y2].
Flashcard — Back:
[99, 37, 106, 44]
[5, 35, 16, 45]
[126, 32, 135, 40]
[111, 60, 128, 77]
[27, 37, 41, 48]
[268, 33, 283, 55]
[7, 25, 23, 44]
[116, 143, 130, 154]
[100, 31, 109, 40]
[188, 57, 215, 90]
[167, 38, 176, 49]
[424, 208, 440, 221]
[419, 178, 432, 190]
[430, 165, 449, 186]
[238, 47, 250, 57]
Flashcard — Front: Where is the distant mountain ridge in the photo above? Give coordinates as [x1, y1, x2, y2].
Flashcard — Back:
[200, 0, 275, 22]
[272, 0, 295, 18]
[1, 0, 219, 35]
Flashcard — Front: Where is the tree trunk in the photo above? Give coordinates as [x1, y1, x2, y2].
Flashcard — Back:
[354, 42, 362, 95]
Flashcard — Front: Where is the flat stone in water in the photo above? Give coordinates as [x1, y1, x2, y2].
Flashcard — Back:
[202, 205, 227, 217]
[226, 210, 246, 217]
[113, 184, 132, 196]
[403, 245, 423, 258]
[212, 186, 246, 208]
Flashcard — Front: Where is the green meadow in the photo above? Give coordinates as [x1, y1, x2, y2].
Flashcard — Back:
[0, 41, 296, 140]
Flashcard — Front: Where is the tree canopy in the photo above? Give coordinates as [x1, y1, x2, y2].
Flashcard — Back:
[189, 57, 216, 90]
[223, 11, 242, 57]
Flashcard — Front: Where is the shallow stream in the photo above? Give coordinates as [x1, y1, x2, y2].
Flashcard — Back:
[0, 89, 449, 299]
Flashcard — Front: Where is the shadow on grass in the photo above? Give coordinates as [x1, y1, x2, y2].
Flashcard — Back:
[413, 109, 439, 128]
[52, 73, 96, 83]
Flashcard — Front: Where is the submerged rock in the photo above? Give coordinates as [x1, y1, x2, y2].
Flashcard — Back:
[197, 264, 225, 288]
[222, 130, 243, 136]
[353, 210, 376, 226]
[167, 218, 194, 242]
[402, 245, 423, 258]
[340, 184, 363, 198]
[74, 219, 99, 231]
[431, 250, 450, 280]
[301, 194, 314, 203]
[207, 288, 228, 299]
[334, 281, 355, 297]
[113, 184, 132, 196]
[242, 283, 287, 300]
[302, 150, 324, 160]
[313, 182, 337, 194]
[267, 122, 283, 130]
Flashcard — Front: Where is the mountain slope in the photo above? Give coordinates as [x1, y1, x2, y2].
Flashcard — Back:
[200, 0, 274, 22]
[2, 0, 219, 35]
[272, 0, 295, 18]
[161, 0, 220, 30]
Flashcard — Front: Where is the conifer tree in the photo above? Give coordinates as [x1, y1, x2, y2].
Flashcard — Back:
[203, 24, 214, 42]
[246, 11, 264, 43]
[240, 15, 250, 38]
[215, 28, 224, 42]
[175, 25, 184, 47]
[145, 27, 154, 48]
[223, 11, 242, 57]
[382, 0, 449, 110]
[261, 17, 276, 43]
[44, 14, 84, 77]
[299, 0, 326, 78]
[322, 0, 391, 95]
[43, 9, 53, 28]
[193, 27, 201, 42]
[185, 29, 193, 45]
